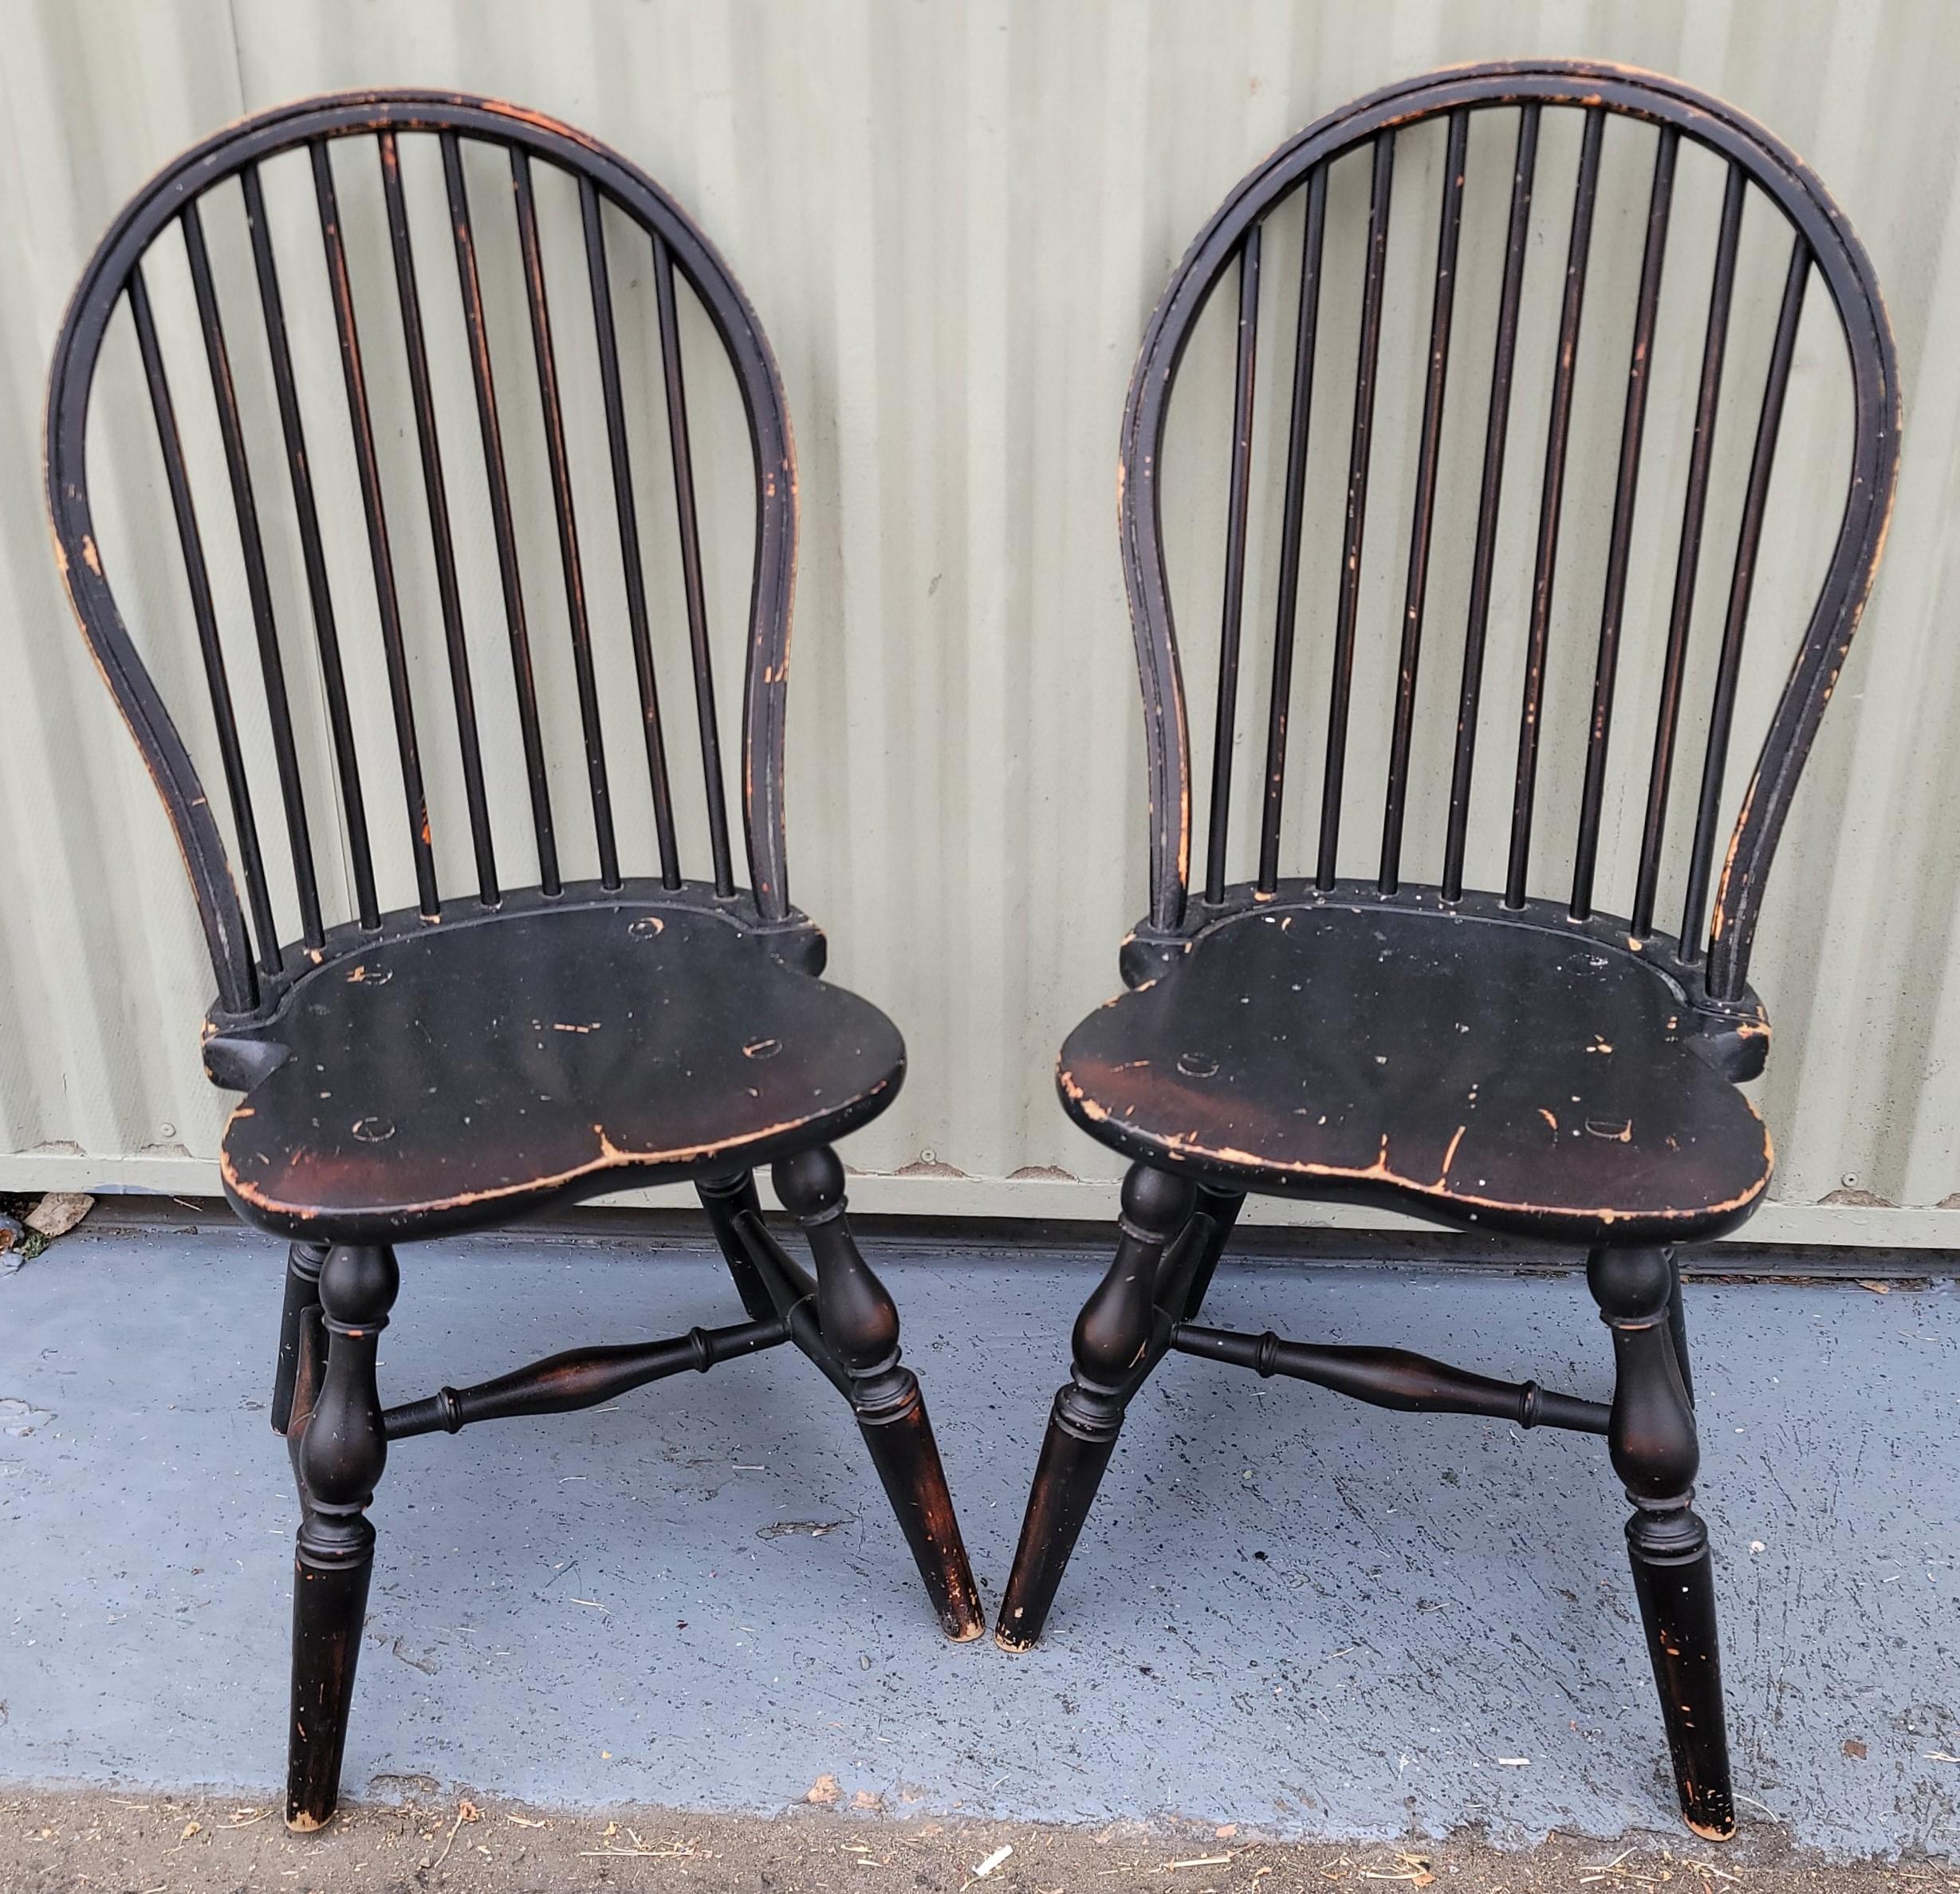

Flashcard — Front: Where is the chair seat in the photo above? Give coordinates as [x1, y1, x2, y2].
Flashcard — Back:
[217, 902, 904, 1242]
[1057, 902, 1771, 1245]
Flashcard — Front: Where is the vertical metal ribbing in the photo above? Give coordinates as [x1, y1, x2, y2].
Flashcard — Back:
[1379, 112, 1467, 895]
[582, 178, 682, 888]
[1633, 163, 1745, 939]
[128, 265, 278, 982]
[179, 203, 323, 951]
[1317, 132, 1395, 890]
[439, 132, 560, 896]
[378, 132, 498, 906]
[241, 163, 379, 931]
[1681, 234, 1810, 963]
[1504, 106, 1604, 909]
[1256, 170, 1327, 895]
[1569, 127, 1679, 921]
[1204, 224, 1261, 904]
[651, 230, 736, 897]
[313, 140, 440, 921]
[511, 147, 621, 890]
[1442, 104, 1540, 902]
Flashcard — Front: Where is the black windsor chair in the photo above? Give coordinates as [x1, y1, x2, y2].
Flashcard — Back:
[995, 61, 1899, 1842]
[46, 91, 983, 1833]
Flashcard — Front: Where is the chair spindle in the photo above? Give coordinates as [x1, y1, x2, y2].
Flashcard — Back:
[582, 178, 683, 887]
[241, 163, 379, 931]
[378, 133, 499, 907]
[651, 231, 736, 897]
[1504, 107, 1604, 909]
[1443, 104, 1540, 903]
[1206, 224, 1261, 904]
[128, 263, 280, 981]
[440, 132, 561, 896]
[1256, 168, 1328, 895]
[1633, 164, 1746, 940]
[511, 147, 621, 890]
[1680, 235, 1810, 962]
[1379, 110, 1468, 895]
[1317, 132, 1395, 891]
[180, 202, 325, 951]
[1570, 127, 1679, 921]
[313, 141, 441, 920]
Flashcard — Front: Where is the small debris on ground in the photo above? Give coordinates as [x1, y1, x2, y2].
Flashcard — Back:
[25, 1191, 92, 1238]
[970, 1839, 1013, 1877]
[0, 1190, 93, 1273]
[428, 1796, 481, 1871]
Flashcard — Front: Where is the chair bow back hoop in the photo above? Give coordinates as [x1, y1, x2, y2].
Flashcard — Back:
[1118, 60, 1897, 1007]
[48, 92, 797, 1018]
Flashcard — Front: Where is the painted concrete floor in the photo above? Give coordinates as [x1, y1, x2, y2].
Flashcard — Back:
[0, 1225, 1954, 1859]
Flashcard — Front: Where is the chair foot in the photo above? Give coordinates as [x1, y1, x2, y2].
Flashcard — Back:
[995, 1163, 1195, 1650]
[1590, 1245, 1734, 1841]
[994, 1385, 1124, 1652]
[1627, 1504, 1735, 1840]
[773, 1148, 983, 1641]
[850, 1372, 985, 1641]
[288, 1551, 376, 1832]
[286, 1242, 398, 1834]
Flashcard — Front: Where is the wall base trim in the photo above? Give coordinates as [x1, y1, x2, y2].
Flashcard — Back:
[6, 1149, 1957, 1251]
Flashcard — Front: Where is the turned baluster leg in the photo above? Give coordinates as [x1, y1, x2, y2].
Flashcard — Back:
[272, 1241, 329, 1435]
[286, 1242, 399, 1833]
[1588, 1243, 1734, 1841]
[1177, 1184, 1246, 1322]
[772, 1148, 984, 1641]
[696, 1170, 779, 1323]
[1666, 1249, 1695, 1407]
[995, 1162, 1196, 1652]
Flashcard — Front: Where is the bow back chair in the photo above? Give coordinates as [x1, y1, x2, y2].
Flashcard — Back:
[47, 91, 982, 1833]
[998, 62, 1897, 1840]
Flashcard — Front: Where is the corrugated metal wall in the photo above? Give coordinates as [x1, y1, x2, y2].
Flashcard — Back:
[6, 0, 1960, 1244]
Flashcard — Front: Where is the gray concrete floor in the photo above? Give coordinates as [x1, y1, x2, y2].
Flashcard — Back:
[0, 1224, 1954, 1861]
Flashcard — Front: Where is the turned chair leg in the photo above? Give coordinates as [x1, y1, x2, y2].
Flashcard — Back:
[772, 1148, 984, 1642]
[272, 1242, 328, 1436]
[696, 1170, 781, 1323]
[1588, 1244, 1734, 1841]
[995, 1162, 1196, 1652]
[1178, 1184, 1246, 1322]
[1667, 1250, 1695, 1407]
[286, 1242, 399, 1833]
